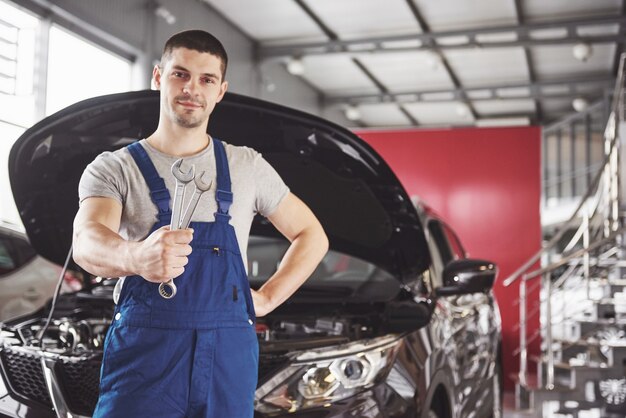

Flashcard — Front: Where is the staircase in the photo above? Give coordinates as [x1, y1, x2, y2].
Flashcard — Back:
[505, 54, 626, 418]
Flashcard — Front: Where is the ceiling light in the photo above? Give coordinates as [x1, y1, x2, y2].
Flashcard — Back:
[154, 5, 176, 25]
[424, 51, 441, 70]
[455, 103, 469, 117]
[475, 117, 530, 127]
[261, 76, 276, 93]
[572, 43, 592, 62]
[344, 105, 361, 121]
[572, 97, 589, 112]
[286, 57, 305, 76]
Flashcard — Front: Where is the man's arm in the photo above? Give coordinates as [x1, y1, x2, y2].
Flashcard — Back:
[72, 197, 193, 282]
[251, 193, 328, 317]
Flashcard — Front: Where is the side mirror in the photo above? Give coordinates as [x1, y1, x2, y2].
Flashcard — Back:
[435, 259, 497, 297]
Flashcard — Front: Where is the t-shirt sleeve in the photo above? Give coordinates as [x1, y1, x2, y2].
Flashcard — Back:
[78, 151, 127, 205]
[254, 153, 290, 217]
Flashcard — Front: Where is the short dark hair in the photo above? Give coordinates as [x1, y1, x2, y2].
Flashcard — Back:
[161, 30, 228, 79]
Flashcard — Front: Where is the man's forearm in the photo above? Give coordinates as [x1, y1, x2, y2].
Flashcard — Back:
[256, 225, 328, 314]
[73, 221, 137, 278]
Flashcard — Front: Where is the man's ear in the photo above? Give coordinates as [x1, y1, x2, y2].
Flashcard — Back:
[152, 65, 162, 90]
[216, 80, 228, 103]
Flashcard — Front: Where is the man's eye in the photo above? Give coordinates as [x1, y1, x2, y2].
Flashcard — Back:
[202, 78, 215, 84]
[173, 71, 187, 78]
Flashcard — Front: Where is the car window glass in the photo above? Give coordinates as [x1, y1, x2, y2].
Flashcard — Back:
[442, 223, 466, 260]
[0, 237, 16, 274]
[247, 237, 400, 302]
[420, 267, 434, 294]
[425, 221, 444, 288]
[13, 237, 36, 266]
[428, 221, 453, 266]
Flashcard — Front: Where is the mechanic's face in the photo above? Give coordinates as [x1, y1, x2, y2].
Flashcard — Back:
[153, 47, 228, 129]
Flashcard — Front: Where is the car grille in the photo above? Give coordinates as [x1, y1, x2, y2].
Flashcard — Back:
[1, 346, 290, 414]
[0, 347, 52, 408]
[55, 357, 102, 416]
[0, 346, 102, 415]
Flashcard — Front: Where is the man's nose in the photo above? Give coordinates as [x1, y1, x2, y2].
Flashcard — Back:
[182, 78, 197, 94]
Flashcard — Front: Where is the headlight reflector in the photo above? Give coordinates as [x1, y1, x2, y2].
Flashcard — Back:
[255, 335, 400, 413]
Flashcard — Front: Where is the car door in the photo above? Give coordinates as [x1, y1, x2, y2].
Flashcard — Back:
[428, 220, 494, 416]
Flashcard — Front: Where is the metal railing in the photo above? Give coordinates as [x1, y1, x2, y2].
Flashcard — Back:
[504, 53, 626, 390]
[542, 99, 610, 202]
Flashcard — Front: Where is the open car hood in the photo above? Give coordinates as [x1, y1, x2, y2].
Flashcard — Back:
[9, 90, 429, 280]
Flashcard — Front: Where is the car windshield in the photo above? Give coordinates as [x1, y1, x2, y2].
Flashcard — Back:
[246, 236, 400, 302]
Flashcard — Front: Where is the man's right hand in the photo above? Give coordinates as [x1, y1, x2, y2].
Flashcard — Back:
[132, 225, 193, 283]
[73, 197, 194, 280]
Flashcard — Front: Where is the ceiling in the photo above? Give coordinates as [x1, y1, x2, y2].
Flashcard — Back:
[202, 0, 625, 128]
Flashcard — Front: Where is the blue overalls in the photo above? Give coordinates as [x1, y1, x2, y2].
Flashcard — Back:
[93, 139, 259, 418]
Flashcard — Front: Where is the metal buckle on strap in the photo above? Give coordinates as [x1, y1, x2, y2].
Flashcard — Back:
[216, 189, 233, 214]
[150, 188, 171, 214]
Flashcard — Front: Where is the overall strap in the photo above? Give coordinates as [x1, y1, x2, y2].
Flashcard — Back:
[127, 142, 171, 223]
[212, 138, 233, 221]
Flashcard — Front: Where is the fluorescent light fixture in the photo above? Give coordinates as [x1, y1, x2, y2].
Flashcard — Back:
[475, 117, 530, 127]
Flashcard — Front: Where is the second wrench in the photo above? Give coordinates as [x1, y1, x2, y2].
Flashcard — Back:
[179, 171, 212, 230]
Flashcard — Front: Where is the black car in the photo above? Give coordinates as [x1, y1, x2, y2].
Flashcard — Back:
[1, 90, 502, 418]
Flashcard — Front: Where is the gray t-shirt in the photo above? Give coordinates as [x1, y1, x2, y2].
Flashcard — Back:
[78, 138, 289, 269]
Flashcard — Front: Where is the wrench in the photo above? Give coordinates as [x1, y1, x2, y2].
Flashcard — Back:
[170, 159, 195, 231]
[159, 159, 194, 299]
[179, 171, 212, 230]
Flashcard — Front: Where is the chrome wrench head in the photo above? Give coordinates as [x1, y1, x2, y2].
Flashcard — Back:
[179, 171, 212, 230]
[170, 159, 195, 231]
[161, 159, 195, 300]
[194, 170, 212, 191]
[171, 159, 195, 183]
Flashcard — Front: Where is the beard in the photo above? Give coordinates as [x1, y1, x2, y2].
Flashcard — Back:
[173, 113, 204, 128]
[169, 94, 207, 128]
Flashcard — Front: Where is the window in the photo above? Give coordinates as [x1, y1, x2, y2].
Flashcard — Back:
[0, 0, 38, 128]
[0, 0, 135, 226]
[45, 25, 132, 116]
[428, 220, 453, 266]
[0, 238, 16, 274]
[442, 223, 466, 260]
[0, 121, 24, 223]
[428, 220, 466, 268]
[246, 237, 399, 302]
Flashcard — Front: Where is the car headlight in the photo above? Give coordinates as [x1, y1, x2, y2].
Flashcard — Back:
[255, 334, 401, 413]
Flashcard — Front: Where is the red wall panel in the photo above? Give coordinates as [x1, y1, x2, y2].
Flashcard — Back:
[357, 126, 542, 389]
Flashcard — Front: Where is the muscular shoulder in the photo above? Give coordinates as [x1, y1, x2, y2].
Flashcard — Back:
[93, 147, 134, 170]
[220, 140, 289, 217]
[78, 146, 135, 204]
[222, 141, 262, 166]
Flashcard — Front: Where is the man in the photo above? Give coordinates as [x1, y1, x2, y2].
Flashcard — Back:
[72, 30, 328, 418]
